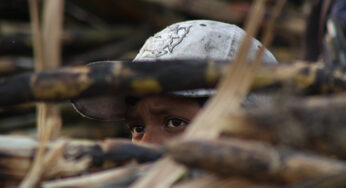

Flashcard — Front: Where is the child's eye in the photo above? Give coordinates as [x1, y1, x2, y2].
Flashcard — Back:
[166, 118, 188, 128]
[130, 124, 145, 134]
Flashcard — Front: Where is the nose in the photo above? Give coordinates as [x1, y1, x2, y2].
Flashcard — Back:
[140, 127, 166, 144]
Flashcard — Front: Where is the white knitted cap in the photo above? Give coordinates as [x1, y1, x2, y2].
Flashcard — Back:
[72, 20, 277, 121]
[135, 20, 276, 62]
[134, 20, 276, 97]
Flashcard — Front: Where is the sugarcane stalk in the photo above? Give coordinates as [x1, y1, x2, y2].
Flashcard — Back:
[0, 135, 162, 187]
[42, 164, 148, 188]
[0, 57, 33, 77]
[2, 60, 346, 106]
[290, 172, 346, 188]
[0, 23, 139, 56]
[21, 0, 66, 187]
[166, 139, 346, 184]
[173, 174, 276, 188]
[0, 60, 223, 107]
[222, 94, 346, 158]
[65, 25, 150, 65]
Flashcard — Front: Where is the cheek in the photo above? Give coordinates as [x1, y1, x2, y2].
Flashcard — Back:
[135, 124, 167, 144]
[166, 126, 187, 137]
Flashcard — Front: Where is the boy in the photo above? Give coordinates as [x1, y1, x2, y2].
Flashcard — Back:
[72, 20, 277, 144]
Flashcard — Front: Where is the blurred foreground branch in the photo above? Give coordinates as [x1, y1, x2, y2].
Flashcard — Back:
[2, 61, 346, 106]
[2, 135, 345, 187]
[166, 139, 346, 184]
[223, 94, 346, 158]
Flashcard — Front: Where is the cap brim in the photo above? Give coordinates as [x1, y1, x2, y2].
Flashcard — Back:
[71, 61, 217, 121]
[71, 61, 127, 121]
[72, 94, 127, 121]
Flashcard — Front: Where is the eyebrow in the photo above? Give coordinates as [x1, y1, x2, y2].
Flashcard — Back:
[125, 106, 173, 121]
[124, 112, 138, 121]
[149, 107, 170, 115]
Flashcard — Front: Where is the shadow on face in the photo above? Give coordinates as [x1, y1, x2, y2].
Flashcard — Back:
[125, 96, 202, 144]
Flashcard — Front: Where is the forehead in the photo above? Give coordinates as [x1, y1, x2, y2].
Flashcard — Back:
[125, 96, 199, 118]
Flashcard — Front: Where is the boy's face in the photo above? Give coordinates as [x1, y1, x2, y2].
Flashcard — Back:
[125, 96, 201, 144]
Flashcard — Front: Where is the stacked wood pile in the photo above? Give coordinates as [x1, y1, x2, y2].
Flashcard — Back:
[0, 0, 345, 187]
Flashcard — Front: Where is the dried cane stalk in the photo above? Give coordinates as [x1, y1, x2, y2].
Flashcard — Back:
[173, 174, 274, 188]
[39, 0, 65, 140]
[167, 139, 346, 183]
[20, 0, 64, 187]
[42, 164, 149, 188]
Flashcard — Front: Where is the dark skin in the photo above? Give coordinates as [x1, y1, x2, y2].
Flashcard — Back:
[125, 96, 201, 144]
